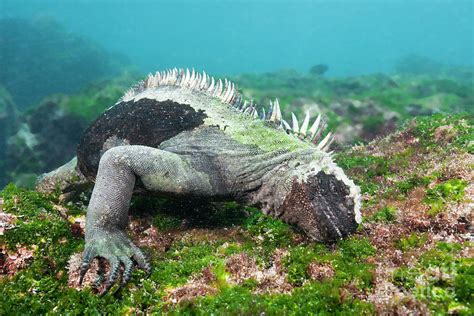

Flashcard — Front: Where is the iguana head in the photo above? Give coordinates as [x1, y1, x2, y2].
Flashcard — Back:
[280, 169, 361, 242]
[255, 152, 362, 243]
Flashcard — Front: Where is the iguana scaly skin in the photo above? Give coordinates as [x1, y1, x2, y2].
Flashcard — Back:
[38, 68, 362, 294]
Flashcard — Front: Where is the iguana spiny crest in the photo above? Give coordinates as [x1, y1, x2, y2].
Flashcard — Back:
[123, 68, 334, 150]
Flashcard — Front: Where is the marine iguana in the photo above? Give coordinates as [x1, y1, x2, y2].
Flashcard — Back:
[37, 68, 362, 294]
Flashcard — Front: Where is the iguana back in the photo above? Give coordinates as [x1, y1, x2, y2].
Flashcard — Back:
[78, 68, 331, 179]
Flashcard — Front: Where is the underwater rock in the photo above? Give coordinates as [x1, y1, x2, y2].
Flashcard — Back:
[406, 103, 435, 116]
[35, 157, 90, 198]
[26, 101, 86, 167]
[395, 55, 474, 84]
[309, 64, 329, 76]
[395, 55, 442, 75]
[299, 99, 399, 144]
[0, 17, 129, 109]
[30, 101, 85, 162]
[3, 99, 86, 187]
[0, 87, 18, 184]
[1, 73, 137, 187]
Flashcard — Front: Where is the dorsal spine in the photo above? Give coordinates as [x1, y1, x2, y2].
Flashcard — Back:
[121, 68, 334, 152]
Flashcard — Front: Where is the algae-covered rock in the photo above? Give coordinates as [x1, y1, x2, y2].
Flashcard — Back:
[35, 157, 90, 198]
[3, 100, 85, 188]
[0, 17, 129, 109]
[1, 73, 137, 188]
[395, 55, 474, 84]
[0, 87, 17, 141]
[309, 64, 329, 76]
[233, 68, 473, 146]
[0, 114, 471, 314]
[0, 87, 18, 184]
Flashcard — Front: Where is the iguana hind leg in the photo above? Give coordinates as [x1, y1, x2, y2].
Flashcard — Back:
[80, 145, 216, 294]
[36, 157, 91, 199]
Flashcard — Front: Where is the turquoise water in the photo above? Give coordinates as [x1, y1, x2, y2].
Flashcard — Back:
[1, 0, 472, 76]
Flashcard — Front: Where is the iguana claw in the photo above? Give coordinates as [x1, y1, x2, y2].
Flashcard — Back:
[79, 230, 151, 295]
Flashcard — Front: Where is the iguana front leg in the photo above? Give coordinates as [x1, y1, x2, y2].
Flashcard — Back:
[79, 145, 215, 294]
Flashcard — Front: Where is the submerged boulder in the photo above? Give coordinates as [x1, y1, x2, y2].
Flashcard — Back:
[0, 87, 18, 184]
[1, 73, 137, 187]
[3, 99, 85, 187]
[287, 98, 400, 145]
[331, 99, 399, 143]
[0, 17, 129, 109]
[309, 64, 329, 76]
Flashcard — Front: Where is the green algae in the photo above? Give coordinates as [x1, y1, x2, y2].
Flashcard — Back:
[0, 184, 378, 314]
[52, 72, 138, 122]
[336, 154, 390, 195]
[0, 185, 84, 314]
[392, 242, 473, 315]
[231, 119, 312, 152]
[152, 242, 219, 288]
[366, 206, 397, 223]
[412, 114, 473, 152]
[395, 175, 432, 196]
[424, 179, 468, 215]
[396, 233, 428, 252]
[284, 237, 375, 289]
[243, 207, 294, 249]
[174, 282, 374, 315]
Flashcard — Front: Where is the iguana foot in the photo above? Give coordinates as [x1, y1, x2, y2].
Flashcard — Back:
[79, 230, 151, 295]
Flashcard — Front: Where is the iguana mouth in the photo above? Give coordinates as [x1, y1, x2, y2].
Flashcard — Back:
[307, 171, 358, 241]
[280, 171, 358, 242]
